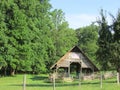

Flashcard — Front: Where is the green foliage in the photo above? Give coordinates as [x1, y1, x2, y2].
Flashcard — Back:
[96, 10, 113, 70]
[76, 24, 98, 64]
[45, 9, 78, 72]
[109, 10, 120, 71]
[96, 9, 120, 72]
[0, 0, 78, 75]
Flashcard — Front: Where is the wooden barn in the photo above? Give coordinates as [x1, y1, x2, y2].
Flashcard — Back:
[50, 46, 99, 80]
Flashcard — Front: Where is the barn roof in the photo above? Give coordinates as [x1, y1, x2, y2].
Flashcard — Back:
[50, 46, 99, 71]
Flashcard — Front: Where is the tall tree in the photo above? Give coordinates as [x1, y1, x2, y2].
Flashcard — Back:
[48, 9, 78, 70]
[96, 10, 112, 70]
[0, 0, 53, 75]
[15, 0, 54, 73]
[110, 10, 120, 84]
[0, 10, 8, 75]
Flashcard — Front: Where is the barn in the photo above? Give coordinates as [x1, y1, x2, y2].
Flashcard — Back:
[50, 46, 99, 80]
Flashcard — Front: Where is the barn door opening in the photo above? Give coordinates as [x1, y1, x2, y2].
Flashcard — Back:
[68, 62, 81, 79]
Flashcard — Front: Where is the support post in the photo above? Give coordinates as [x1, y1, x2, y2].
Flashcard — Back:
[55, 67, 58, 73]
[68, 63, 70, 77]
[79, 63, 82, 86]
[92, 68, 94, 79]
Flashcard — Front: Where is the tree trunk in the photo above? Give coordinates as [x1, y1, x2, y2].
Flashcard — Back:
[11, 69, 15, 76]
[3, 67, 7, 76]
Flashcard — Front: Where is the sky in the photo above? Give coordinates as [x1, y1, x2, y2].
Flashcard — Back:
[50, 0, 120, 29]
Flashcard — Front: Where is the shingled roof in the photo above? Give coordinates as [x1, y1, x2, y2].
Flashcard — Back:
[51, 46, 99, 71]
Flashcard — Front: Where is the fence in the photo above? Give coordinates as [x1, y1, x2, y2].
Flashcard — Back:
[22, 71, 117, 90]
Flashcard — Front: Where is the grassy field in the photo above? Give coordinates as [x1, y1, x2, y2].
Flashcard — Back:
[0, 74, 120, 90]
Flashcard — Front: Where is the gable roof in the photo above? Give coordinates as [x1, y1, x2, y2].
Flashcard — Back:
[50, 46, 99, 71]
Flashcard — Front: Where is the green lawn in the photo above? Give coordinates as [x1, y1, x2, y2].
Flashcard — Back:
[0, 74, 120, 90]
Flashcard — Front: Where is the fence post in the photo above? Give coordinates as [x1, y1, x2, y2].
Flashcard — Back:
[100, 72, 102, 88]
[53, 74, 55, 90]
[117, 72, 120, 85]
[23, 74, 26, 90]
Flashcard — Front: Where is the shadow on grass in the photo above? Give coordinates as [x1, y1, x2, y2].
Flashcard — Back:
[82, 82, 99, 85]
[10, 84, 52, 87]
[10, 82, 101, 87]
[104, 80, 116, 83]
[30, 75, 48, 81]
[10, 83, 81, 87]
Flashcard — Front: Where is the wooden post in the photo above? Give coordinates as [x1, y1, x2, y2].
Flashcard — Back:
[23, 74, 26, 90]
[53, 74, 55, 90]
[117, 72, 119, 85]
[100, 72, 102, 88]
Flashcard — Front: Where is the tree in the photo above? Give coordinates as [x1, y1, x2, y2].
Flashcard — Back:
[76, 24, 98, 64]
[0, 1, 8, 76]
[110, 10, 120, 84]
[0, 0, 50, 75]
[0, 0, 78, 75]
[96, 10, 112, 70]
[47, 9, 78, 71]
[96, 9, 120, 84]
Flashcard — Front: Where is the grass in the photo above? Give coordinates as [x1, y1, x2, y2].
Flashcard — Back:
[0, 74, 120, 90]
